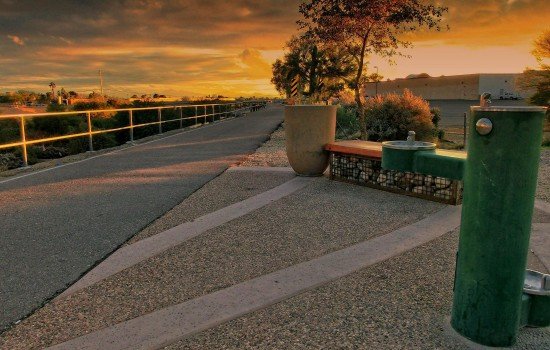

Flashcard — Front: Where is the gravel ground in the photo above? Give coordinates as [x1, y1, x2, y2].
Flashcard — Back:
[0, 177, 443, 349]
[537, 148, 550, 203]
[168, 229, 549, 350]
[128, 170, 296, 243]
[240, 124, 289, 167]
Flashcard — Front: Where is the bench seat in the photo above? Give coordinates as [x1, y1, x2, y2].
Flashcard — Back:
[324, 140, 463, 205]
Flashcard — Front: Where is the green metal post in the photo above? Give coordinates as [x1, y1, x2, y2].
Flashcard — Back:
[451, 106, 546, 347]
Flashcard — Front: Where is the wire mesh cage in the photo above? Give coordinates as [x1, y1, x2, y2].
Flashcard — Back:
[330, 152, 462, 205]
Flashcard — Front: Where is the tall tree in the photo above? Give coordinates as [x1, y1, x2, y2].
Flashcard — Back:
[48, 82, 56, 101]
[271, 34, 355, 100]
[299, 0, 446, 139]
[518, 30, 550, 107]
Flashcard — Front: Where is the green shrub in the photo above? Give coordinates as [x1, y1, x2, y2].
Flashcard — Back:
[92, 133, 118, 150]
[73, 101, 109, 111]
[364, 89, 436, 142]
[0, 152, 22, 170]
[66, 138, 88, 154]
[32, 146, 69, 159]
[10, 147, 39, 166]
[430, 107, 441, 128]
[336, 105, 360, 138]
[28, 114, 85, 138]
[0, 119, 20, 144]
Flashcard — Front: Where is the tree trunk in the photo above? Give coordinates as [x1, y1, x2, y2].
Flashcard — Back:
[354, 86, 366, 140]
[308, 45, 319, 96]
[354, 33, 369, 140]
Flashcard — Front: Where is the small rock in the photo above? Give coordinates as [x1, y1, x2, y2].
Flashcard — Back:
[412, 185, 433, 194]
[434, 177, 451, 189]
[411, 174, 424, 186]
[434, 188, 453, 198]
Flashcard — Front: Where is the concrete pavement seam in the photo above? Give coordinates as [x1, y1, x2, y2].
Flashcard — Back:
[531, 223, 550, 271]
[227, 166, 294, 173]
[535, 200, 550, 215]
[59, 176, 310, 298]
[47, 205, 461, 350]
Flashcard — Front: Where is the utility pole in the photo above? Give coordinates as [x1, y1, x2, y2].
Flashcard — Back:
[99, 69, 104, 96]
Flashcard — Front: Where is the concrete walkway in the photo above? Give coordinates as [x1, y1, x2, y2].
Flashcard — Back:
[0, 105, 283, 330]
[48, 204, 461, 350]
[0, 109, 548, 349]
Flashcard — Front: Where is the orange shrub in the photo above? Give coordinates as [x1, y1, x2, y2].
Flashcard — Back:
[364, 89, 435, 141]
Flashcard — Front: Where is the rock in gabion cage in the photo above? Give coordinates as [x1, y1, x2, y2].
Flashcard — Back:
[330, 152, 463, 205]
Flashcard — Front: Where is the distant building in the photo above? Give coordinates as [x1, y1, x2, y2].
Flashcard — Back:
[128, 96, 181, 103]
[364, 73, 532, 100]
[189, 95, 236, 102]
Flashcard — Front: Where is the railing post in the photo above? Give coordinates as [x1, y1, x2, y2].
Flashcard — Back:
[86, 112, 94, 152]
[129, 110, 134, 143]
[204, 105, 207, 124]
[194, 106, 198, 125]
[158, 108, 162, 134]
[212, 105, 216, 122]
[179, 107, 183, 129]
[19, 116, 28, 167]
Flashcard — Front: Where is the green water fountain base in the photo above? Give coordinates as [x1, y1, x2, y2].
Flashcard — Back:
[381, 106, 550, 347]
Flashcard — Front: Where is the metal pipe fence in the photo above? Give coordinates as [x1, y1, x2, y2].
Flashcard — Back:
[0, 101, 266, 167]
[441, 112, 468, 148]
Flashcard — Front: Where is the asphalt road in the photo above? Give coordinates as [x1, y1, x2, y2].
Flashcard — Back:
[0, 104, 283, 331]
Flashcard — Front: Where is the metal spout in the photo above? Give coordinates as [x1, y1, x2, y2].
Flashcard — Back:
[406, 131, 416, 145]
[480, 92, 492, 107]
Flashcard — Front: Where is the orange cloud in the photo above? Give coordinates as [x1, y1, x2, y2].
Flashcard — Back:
[237, 49, 272, 78]
[0, 0, 547, 97]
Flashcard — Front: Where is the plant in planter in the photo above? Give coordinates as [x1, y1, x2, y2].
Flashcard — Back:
[272, 33, 355, 176]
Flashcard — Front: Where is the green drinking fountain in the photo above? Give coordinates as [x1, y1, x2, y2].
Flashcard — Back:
[381, 94, 549, 347]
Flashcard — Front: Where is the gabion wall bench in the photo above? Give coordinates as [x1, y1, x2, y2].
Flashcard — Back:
[325, 141, 463, 205]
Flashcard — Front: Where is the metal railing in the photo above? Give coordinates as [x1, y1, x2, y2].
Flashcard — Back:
[0, 101, 266, 167]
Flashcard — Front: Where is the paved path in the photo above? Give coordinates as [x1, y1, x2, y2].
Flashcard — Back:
[47, 204, 461, 350]
[0, 105, 283, 330]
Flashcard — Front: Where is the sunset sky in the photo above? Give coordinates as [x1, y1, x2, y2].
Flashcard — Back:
[0, 0, 548, 97]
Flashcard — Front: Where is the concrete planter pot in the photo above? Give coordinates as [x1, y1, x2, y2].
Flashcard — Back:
[284, 105, 337, 176]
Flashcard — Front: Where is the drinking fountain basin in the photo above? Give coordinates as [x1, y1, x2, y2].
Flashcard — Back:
[382, 140, 436, 150]
[521, 269, 550, 328]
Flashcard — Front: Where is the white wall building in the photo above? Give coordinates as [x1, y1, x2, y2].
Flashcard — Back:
[364, 73, 531, 100]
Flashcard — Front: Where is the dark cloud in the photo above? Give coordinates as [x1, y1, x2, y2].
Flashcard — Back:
[0, 0, 547, 96]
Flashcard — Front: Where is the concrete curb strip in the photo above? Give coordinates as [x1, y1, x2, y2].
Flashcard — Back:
[228, 166, 294, 173]
[48, 205, 461, 350]
[59, 176, 309, 298]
